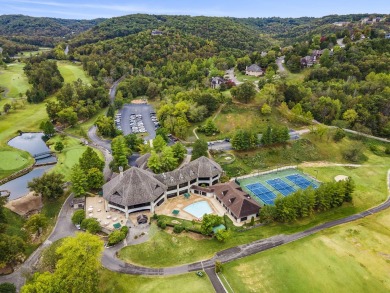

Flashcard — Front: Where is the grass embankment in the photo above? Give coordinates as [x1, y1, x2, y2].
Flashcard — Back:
[119, 137, 390, 268]
[0, 63, 30, 101]
[47, 136, 103, 180]
[65, 108, 107, 138]
[99, 269, 214, 293]
[222, 209, 390, 293]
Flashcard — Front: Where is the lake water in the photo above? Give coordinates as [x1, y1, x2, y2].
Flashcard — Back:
[0, 132, 56, 199]
[0, 165, 53, 200]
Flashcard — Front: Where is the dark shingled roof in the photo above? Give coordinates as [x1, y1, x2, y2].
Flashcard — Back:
[213, 181, 261, 219]
[103, 167, 167, 207]
[135, 153, 151, 169]
[154, 156, 223, 186]
[246, 64, 263, 72]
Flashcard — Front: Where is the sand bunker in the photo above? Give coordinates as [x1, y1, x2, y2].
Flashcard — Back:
[335, 175, 348, 182]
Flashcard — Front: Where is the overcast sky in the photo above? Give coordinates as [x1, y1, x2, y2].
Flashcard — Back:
[0, 0, 389, 19]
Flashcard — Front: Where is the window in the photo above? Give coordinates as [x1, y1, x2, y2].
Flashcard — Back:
[167, 185, 177, 191]
[179, 182, 188, 188]
[156, 198, 164, 206]
[109, 202, 124, 209]
[190, 179, 197, 184]
[168, 193, 177, 198]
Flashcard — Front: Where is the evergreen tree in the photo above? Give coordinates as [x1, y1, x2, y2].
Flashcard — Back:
[261, 125, 272, 145]
[192, 139, 208, 160]
[79, 147, 104, 172]
[111, 135, 130, 170]
[70, 164, 88, 197]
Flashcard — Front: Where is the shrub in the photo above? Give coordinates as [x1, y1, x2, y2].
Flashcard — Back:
[108, 230, 124, 246]
[71, 210, 85, 225]
[385, 146, 390, 155]
[152, 213, 158, 220]
[160, 222, 167, 230]
[342, 143, 366, 162]
[120, 226, 129, 236]
[215, 260, 223, 274]
[173, 225, 184, 234]
[80, 218, 101, 234]
[0, 282, 16, 293]
[333, 128, 346, 142]
[250, 216, 255, 226]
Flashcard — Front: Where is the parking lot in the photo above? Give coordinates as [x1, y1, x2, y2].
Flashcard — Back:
[116, 104, 158, 140]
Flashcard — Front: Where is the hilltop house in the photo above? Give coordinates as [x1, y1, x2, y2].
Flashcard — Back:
[300, 49, 326, 68]
[151, 29, 163, 36]
[245, 64, 264, 76]
[210, 76, 225, 89]
[103, 156, 223, 217]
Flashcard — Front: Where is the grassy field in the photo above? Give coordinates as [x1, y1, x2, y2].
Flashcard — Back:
[47, 136, 103, 180]
[0, 61, 93, 178]
[0, 63, 30, 101]
[14, 48, 51, 59]
[236, 71, 262, 82]
[99, 269, 214, 293]
[57, 61, 92, 84]
[221, 209, 390, 293]
[65, 108, 107, 138]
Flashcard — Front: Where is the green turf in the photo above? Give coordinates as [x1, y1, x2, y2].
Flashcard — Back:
[47, 136, 103, 180]
[57, 61, 92, 84]
[14, 48, 51, 59]
[0, 62, 30, 100]
[99, 269, 214, 293]
[0, 149, 34, 179]
[221, 209, 390, 293]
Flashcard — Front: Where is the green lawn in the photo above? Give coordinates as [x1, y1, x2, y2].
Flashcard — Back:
[47, 136, 103, 180]
[0, 62, 30, 101]
[235, 71, 262, 82]
[99, 269, 214, 293]
[0, 148, 34, 179]
[65, 108, 107, 138]
[119, 147, 390, 268]
[14, 48, 51, 59]
[57, 61, 92, 84]
[221, 209, 390, 293]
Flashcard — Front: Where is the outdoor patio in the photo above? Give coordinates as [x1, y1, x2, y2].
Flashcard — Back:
[85, 196, 127, 231]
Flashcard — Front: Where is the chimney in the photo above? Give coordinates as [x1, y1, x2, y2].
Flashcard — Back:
[119, 166, 123, 178]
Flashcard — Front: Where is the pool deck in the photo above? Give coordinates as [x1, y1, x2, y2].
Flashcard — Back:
[155, 194, 225, 221]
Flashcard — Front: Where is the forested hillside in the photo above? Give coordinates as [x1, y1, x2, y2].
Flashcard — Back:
[70, 14, 277, 52]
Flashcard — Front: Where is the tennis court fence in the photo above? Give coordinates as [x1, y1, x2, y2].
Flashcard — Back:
[232, 165, 298, 182]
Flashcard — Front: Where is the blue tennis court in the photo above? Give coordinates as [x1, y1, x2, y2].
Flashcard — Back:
[246, 183, 276, 205]
[286, 174, 318, 189]
[266, 178, 295, 196]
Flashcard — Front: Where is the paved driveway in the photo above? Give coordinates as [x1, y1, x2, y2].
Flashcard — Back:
[119, 104, 156, 140]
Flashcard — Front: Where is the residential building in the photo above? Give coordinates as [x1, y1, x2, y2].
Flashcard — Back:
[245, 64, 264, 76]
[210, 76, 225, 89]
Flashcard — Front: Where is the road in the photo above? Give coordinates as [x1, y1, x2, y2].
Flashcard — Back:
[0, 195, 76, 291]
[276, 56, 286, 73]
[225, 68, 242, 85]
[119, 104, 157, 140]
[109, 76, 125, 104]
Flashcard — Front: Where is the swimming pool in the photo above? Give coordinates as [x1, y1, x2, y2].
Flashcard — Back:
[183, 201, 213, 219]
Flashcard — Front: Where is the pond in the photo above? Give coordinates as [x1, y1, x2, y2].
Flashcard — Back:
[0, 132, 57, 200]
[8, 132, 57, 164]
[0, 165, 53, 200]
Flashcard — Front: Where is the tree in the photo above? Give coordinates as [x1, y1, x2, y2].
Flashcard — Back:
[96, 115, 115, 137]
[192, 139, 208, 160]
[215, 260, 223, 273]
[22, 233, 103, 293]
[259, 83, 277, 105]
[3, 103, 11, 114]
[70, 164, 88, 197]
[343, 109, 358, 126]
[125, 133, 143, 152]
[199, 119, 219, 136]
[28, 172, 65, 200]
[86, 168, 104, 190]
[261, 103, 272, 115]
[111, 135, 130, 170]
[71, 210, 85, 225]
[106, 104, 115, 118]
[24, 214, 48, 237]
[58, 107, 77, 126]
[201, 214, 223, 235]
[39, 120, 55, 137]
[231, 81, 256, 103]
[231, 129, 258, 150]
[160, 146, 178, 171]
[0, 234, 25, 269]
[261, 125, 272, 145]
[80, 218, 101, 234]
[54, 141, 64, 153]
[171, 142, 187, 162]
[153, 135, 166, 152]
[79, 147, 104, 172]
